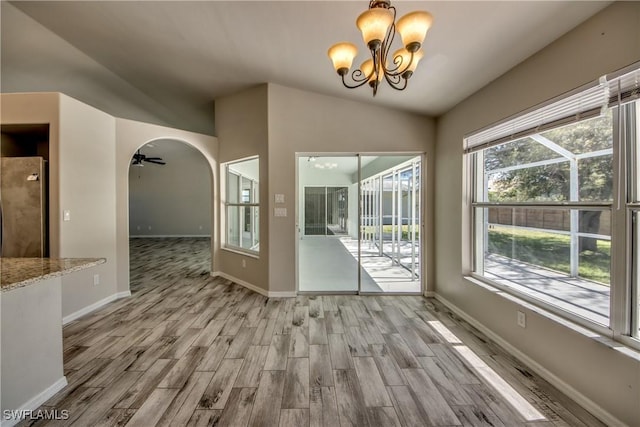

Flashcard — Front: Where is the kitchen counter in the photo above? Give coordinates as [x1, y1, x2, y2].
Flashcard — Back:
[1, 257, 105, 292]
[1, 256, 105, 426]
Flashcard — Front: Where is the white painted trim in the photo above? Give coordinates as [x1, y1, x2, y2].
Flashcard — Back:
[130, 234, 211, 238]
[0, 377, 68, 427]
[433, 293, 626, 427]
[424, 291, 436, 297]
[268, 291, 298, 298]
[62, 291, 131, 325]
[211, 272, 296, 298]
[213, 272, 267, 296]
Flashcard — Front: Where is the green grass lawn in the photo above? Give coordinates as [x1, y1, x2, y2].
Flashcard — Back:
[488, 225, 611, 285]
[362, 225, 420, 240]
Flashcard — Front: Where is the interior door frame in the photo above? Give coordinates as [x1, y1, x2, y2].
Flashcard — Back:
[295, 152, 425, 295]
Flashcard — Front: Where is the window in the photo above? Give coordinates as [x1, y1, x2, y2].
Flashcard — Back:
[225, 157, 259, 253]
[630, 101, 640, 339]
[465, 63, 639, 344]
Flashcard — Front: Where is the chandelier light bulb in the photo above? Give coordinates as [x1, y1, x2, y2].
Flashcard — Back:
[356, 7, 394, 51]
[396, 11, 433, 52]
[328, 42, 358, 75]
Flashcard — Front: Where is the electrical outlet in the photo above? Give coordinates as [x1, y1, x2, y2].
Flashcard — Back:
[93, 274, 100, 286]
[137, 225, 141, 231]
[517, 310, 526, 328]
[242, 259, 246, 268]
[148, 226, 152, 230]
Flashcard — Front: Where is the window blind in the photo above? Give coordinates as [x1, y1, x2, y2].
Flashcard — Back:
[608, 62, 640, 106]
[465, 61, 640, 154]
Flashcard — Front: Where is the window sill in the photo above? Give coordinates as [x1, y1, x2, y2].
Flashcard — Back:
[463, 274, 640, 359]
[222, 247, 260, 259]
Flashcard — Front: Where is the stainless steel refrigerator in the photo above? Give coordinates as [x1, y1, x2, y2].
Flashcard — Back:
[0, 157, 47, 257]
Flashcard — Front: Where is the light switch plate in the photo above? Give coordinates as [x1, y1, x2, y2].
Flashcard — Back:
[63, 210, 71, 221]
[275, 194, 285, 204]
[274, 207, 287, 217]
[517, 311, 526, 328]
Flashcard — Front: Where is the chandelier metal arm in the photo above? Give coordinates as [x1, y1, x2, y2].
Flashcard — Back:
[340, 70, 374, 90]
[380, 8, 397, 72]
[386, 48, 415, 77]
[384, 71, 408, 91]
[379, 7, 416, 78]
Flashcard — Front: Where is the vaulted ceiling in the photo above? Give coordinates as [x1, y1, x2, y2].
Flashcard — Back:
[3, 1, 610, 135]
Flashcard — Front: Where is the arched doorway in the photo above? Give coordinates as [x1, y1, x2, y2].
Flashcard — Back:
[127, 138, 213, 290]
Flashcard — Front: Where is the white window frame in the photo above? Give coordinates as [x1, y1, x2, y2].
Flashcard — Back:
[463, 63, 640, 349]
[224, 157, 259, 255]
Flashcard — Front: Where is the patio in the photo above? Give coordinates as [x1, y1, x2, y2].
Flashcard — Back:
[484, 253, 610, 325]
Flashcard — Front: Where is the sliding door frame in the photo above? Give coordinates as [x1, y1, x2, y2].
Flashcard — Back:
[295, 152, 425, 296]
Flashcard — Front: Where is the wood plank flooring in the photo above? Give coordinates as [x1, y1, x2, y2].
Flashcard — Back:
[19, 238, 605, 426]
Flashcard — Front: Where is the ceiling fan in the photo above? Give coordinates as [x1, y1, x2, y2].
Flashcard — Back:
[132, 149, 166, 166]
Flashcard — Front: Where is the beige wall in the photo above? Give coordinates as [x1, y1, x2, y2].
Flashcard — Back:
[58, 95, 117, 316]
[0, 93, 118, 318]
[267, 84, 435, 293]
[115, 118, 219, 295]
[214, 85, 270, 292]
[434, 2, 640, 425]
[129, 141, 212, 237]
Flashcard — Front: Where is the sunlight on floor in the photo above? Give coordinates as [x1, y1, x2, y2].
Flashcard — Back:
[427, 320, 462, 344]
[430, 319, 546, 422]
[340, 237, 421, 292]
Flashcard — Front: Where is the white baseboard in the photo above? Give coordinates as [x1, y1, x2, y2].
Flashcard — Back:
[424, 291, 436, 297]
[1, 376, 67, 427]
[433, 293, 625, 427]
[267, 290, 298, 297]
[211, 272, 296, 298]
[62, 291, 131, 325]
[130, 234, 211, 238]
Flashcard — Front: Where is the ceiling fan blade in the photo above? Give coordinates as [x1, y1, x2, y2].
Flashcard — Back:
[145, 159, 166, 165]
[145, 157, 163, 161]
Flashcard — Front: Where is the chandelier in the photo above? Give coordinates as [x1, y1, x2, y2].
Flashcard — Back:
[327, 0, 433, 96]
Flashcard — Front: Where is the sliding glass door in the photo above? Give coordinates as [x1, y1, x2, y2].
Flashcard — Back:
[298, 156, 359, 292]
[360, 156, 421, 293]
[297, 154, 422, 293]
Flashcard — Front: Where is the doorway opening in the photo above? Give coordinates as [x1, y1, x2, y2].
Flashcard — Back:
[297, 154, 423, 294]
[128, 139, 212, 290]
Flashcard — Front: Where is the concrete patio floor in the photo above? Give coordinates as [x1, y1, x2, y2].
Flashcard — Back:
[484, 253, 610, 325]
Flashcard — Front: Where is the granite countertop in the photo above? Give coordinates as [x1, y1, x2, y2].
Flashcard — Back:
[1, 257, 106, 292]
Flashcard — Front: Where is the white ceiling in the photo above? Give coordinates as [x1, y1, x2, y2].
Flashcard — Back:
[8, 1, 610, 133]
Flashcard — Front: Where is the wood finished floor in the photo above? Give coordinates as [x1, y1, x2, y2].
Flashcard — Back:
[20, 238, 605, 426]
